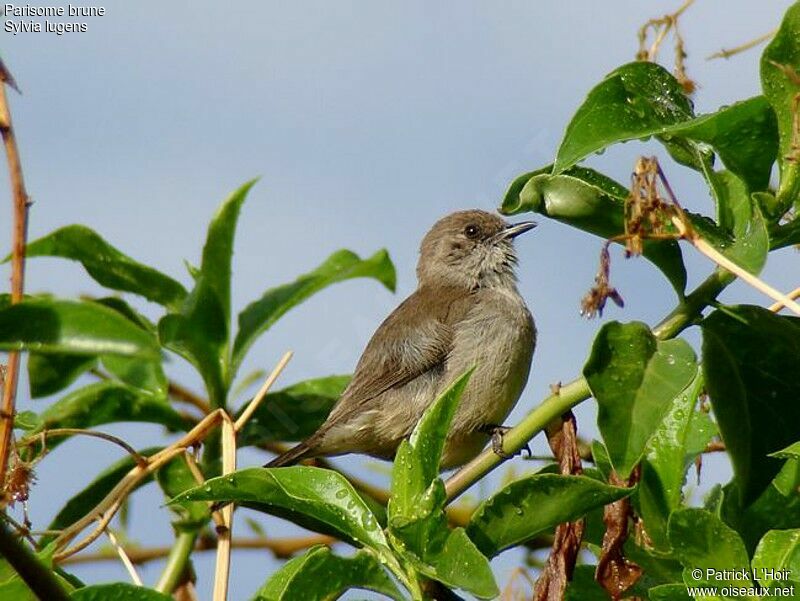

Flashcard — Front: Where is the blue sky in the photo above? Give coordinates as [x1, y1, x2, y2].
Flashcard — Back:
[1, 1, 797, 598]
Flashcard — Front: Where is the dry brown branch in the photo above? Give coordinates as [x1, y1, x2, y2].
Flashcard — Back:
[213, 414, 236, 601]
[533, 412, 584, 601]
[769, 286, 800, 313]
[17, 428, 146, 465]
[234, 351, 293, 432]
[169, 381, 212, 415]
[595, 469, 643, 599]
[106, 528, 143, 586]
[53, 409, 227, 560]
[59, 533, 336, 566]
[707, 28, 777, 60]
[0, 58, 30, 508]
[636, 0, 696, 93]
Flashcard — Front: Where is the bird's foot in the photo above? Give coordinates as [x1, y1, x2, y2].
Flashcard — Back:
[480, 424, 531, 459]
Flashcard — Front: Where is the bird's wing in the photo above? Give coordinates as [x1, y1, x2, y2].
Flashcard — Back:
[325, 286, 473, 423]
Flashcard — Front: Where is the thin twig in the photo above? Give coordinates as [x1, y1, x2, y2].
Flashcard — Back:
[53, 409, 227, 559]
[707, 29, 777, 60]
[0, 57, 30, 505]
[169, 381, 212, 415]
[213, 415, 236, 601]
[769, 285, 800, 313]
[234, 351, 293, 432]
[672, 216, 800, 316]
[183, 451, 225, 528]
[106, 528, 143, 586]
[17, 428, 146, 465]
[59, 534, 336, 565]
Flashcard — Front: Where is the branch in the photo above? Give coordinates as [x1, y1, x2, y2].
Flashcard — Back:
[0, 57, 31, 505]
[61, 534, 336, 566]
[16, 428, 146, 465]
[0, 523, 69, 601]
[444, 269, 732, 503]
[707, 28, 777, 60]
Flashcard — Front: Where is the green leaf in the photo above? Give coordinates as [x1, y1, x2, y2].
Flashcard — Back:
[584, 321, 697, 478]
[666, 97, 778, 192]
[702, 305, 800, 504]
[752, 529, 800, 589]
[70, 583, 173, 601]
[500, 166, 687, 294]
[171, 466, 388, 552]
[466, 473, 633, 558]
[389, 370, 473, 521]
[554, 61, 694, 173]
[14, 411, 42, 431]
[155, 455, 209, 527]
[101, 354, 167, 399]
[236, 375, 349, 446]
[42, 448, 161, 546]
[637, 372, 704, 550]
[668, 509, 753, 591]
[565, 565, 614, 601]
[708, 171, 769, 275]
[721, 459, 800, 553]
[159, 180, 257, 406]
[761, 2, 800, 208]
[201, 180, 257, 325]
[27, 353, 96, 398]
[36, 382, 186, 445]
[0, 298, 160, 358]
[770, 441, 800, 459]
[413, 528, 499, 600]
[647, 584, 692, 601]
[233, 248, 396, 372]
[253, 545, 404, 601]
[22, 225, 187, 310]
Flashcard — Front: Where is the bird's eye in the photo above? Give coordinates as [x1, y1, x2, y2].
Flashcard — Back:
[464, 224, 480, 239]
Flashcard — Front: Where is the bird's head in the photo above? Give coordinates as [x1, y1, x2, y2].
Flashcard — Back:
[416, 209, 536, 290]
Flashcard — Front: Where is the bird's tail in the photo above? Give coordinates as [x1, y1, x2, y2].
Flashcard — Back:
[264, 441, 313, 468]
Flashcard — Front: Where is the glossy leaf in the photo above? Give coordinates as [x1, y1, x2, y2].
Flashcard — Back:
[709, 171, 769, 275]
[752, 529, 800, 588]
[35, 382, 187, 444]
[93, 297, 157, 335]
[466, 473, 634, 557]
[27, 353, 96, 398]
[637, 372, 704, 550]
[702, 305, 800, 504]
[554, 61, 694, 173]
[42, 448, 161, 546]
[666, 97, 778, 192]
[584, 321, 697, 478]
[237, 375, 349, 446]
[390, 369, 472, 521]
[70, 583, 173, 601]
[171, 466, 388, 552]
[668, 508, 752, 590]
[159, 276, 228, 406]
[413, 527, 499, 600]
[22, 225, 187, 311]
[155, 455, 209, 527]
[200, 180, 257, 323]
[761, 1, 800, 207]
[101, 354, 167, 399]
[501, 166, 687, 294]
[770, 441, 800, 459]
[647, 584, 693, 601]
[721, 459, 800, 553]
[159, 181, 257, 405]
[253, 545, 403, 601]
[0, 299, 160, 358]
[233, 248, 396, 372]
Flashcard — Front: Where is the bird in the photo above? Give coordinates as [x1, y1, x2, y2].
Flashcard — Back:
[267, 209, 536, 469]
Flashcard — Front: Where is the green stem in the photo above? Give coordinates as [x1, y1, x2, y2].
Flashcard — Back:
[443, 268, 733, 503]
[0, 523, 69, 600]
[155, 529, 197, 594]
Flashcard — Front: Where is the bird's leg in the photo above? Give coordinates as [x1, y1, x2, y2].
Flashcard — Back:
[480, 424, 531, 459]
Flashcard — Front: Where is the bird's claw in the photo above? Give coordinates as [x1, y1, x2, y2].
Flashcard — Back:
[482, 425, 531, 459]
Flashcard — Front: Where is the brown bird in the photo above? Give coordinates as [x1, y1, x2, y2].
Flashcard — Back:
[268, 210, 536, 469]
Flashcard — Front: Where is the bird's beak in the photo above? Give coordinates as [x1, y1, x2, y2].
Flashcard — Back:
[497, 221, 537, 241]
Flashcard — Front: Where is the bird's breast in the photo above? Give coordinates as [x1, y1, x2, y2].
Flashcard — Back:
[445, 289, 535, 437]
